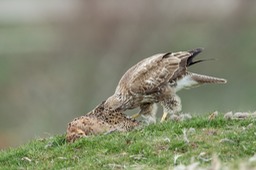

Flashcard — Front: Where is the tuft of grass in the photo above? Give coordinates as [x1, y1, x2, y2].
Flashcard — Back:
[0, 115, 256, 169]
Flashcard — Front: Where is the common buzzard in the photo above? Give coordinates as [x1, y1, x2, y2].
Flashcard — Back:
[104, 48, 227, 122]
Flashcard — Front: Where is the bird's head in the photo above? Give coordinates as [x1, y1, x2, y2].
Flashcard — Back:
[104, 94, 123, 111]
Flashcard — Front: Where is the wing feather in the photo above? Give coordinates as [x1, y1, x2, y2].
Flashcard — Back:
[115, 48, 204, 96]
[122, 53, 180, 94]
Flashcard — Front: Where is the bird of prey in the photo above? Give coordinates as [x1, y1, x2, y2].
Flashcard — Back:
[104, 48, 227, 123]
[66, 101, 140, 142]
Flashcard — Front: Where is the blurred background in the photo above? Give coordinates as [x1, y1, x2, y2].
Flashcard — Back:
[0, 0, 255, 148]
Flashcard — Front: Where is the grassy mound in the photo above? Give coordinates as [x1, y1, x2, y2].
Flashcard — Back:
[1, 115, 256, 169]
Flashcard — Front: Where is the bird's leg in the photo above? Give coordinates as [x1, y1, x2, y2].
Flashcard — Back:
[160, 94, 182, 122]
[160, 111, 169, 122]
[131, 104, 149, 119]
[131, 103, 158, 124]
[130, 103, 151, 119]
[131, 113, 141, 119]
[141, 103, 158, 124]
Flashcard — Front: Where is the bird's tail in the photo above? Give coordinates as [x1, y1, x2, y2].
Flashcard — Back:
[189, 72, 227, 84]
[185, 48, 227, 84]
[187, 48, 208, 66]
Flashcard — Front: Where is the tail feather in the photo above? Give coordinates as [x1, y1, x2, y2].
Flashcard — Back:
[189, 72, 227, 84]
[187, 48, 204, 66]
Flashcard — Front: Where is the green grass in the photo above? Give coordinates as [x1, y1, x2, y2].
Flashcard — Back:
[0, 115, 256, 169]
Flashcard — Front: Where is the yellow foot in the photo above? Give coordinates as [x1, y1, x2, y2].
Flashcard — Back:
[131, 113, 140, 119]
[160, 112, 168, 122]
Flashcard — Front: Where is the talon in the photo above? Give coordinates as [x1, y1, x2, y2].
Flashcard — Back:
[131, 113, 140, 119]
[160, 112, 168, 122]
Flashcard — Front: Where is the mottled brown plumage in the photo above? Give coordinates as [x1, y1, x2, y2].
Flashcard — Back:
[104, 48, 227, 122]
[66, 101, 140, 142]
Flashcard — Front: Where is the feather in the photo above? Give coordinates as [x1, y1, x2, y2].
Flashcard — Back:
[104, 48, 227, 123]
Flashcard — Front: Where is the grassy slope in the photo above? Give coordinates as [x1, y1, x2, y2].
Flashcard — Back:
[0, 115, 256, 170]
